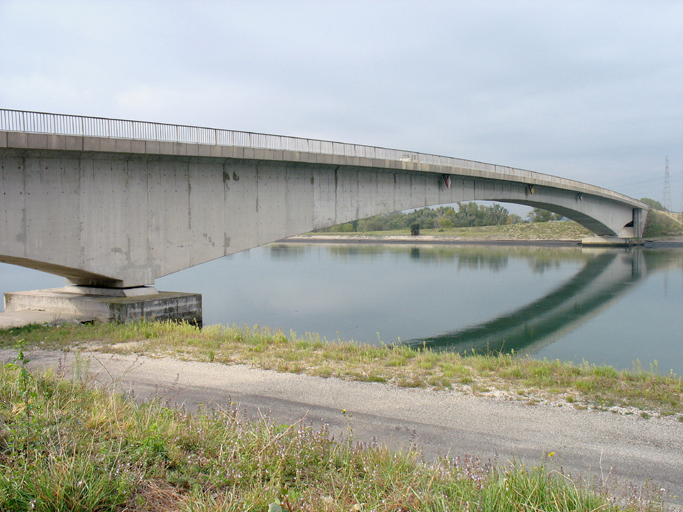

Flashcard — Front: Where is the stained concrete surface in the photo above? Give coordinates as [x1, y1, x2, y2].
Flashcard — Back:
[1, 132, 647, 288]
[2, 287, 202, 326]
[3, 349, 681, 506]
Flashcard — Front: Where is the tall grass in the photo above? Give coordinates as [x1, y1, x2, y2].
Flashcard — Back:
[0, 362, 666, 511]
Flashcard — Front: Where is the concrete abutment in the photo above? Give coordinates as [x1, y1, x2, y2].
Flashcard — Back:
[2, 286, 202, 328]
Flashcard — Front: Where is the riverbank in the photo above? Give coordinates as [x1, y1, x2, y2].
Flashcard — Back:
[294, 219, 593, 242]
[283, 233, 583, 246]
[2, 322, 681, 419]
[284, 233, 683, 247]
[287, 211, 683, 244]
[2, 352, 673, 511]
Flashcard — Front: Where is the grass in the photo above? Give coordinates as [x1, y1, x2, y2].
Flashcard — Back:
[0, 358, 669, 511]
[2, 322, 682, 418]
[643, 210, 683, 239]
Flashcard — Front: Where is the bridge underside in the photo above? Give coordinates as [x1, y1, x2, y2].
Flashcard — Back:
[0, 147, 646, 287]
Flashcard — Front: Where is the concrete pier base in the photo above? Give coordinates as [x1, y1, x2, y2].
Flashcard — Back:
[1, 286, 202, 329]
[581, 236, 643, 247]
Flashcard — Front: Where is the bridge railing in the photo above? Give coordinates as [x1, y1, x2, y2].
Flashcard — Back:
[0, 109, 631, 203]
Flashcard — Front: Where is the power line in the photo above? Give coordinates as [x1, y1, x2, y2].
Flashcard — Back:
[662, 156, 672, 211]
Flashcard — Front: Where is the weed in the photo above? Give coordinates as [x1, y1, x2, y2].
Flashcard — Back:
[5, 340, 37, 452]
[0, 365, 665, 511]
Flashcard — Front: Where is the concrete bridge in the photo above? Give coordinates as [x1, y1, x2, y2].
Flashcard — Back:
[1, 109, 648, 291]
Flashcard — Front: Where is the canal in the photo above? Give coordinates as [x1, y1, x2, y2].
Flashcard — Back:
[2, 243, 682, 375]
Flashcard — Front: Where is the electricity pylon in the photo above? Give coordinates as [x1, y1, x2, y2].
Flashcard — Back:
[662, 156, 672, 211]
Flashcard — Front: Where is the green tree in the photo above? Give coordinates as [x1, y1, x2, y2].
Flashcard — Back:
[639, 197, 667, 211]
[527, 208, 563, 223]
[328, 222, 356, 232]
[454, 202, 479, 227]
[438, 217, 453, 229]
[317, 202, 513, 232]
[405, 208, 439, 230]
[481, 203, 509, 225]
[357, 215, 386, 232]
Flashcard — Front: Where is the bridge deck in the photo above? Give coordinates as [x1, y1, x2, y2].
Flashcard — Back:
[0, 109, 646, 209]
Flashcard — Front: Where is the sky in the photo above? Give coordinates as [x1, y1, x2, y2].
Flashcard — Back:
[1, 0, 682, 210]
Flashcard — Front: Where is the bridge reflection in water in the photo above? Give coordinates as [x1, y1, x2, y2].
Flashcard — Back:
[404, 247, 681, 355]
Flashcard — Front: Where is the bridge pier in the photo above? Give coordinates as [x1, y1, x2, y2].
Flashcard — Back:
[1, 286, 202, 328]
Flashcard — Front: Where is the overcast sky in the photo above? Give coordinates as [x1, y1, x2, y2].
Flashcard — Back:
[1, 0, 682, 210]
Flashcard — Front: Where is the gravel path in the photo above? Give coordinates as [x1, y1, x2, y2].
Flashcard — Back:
[5, 349, 682, 506]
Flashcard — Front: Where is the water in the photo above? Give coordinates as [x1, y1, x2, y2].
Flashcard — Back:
[2, 243, 682, 375]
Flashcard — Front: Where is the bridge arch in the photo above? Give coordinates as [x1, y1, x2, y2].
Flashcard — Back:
[373, 182, 639, 238]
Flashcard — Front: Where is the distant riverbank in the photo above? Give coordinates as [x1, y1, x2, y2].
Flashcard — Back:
[291, 219, 593, 242]
[283, 233, 683, 247]
[282, 234, 581, 246]
[284, 212, 683, 245]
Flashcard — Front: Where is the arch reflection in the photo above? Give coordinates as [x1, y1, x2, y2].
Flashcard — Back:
[404, 248, 680, 355]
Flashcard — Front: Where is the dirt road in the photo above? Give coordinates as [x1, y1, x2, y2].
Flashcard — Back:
[6, 349, 682, 505]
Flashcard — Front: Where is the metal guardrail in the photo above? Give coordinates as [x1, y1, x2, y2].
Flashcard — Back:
[0, 108, 637, 204]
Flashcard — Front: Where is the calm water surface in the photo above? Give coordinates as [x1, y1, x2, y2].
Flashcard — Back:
[2, 244, 682, 374]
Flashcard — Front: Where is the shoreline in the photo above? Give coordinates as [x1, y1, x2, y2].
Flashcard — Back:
[5, 322, 680, 418]
[281, 234, 581, 247]
[5, 347, 682, 508]
[5, 346, 683, 505]
[280, 234, 683, 247]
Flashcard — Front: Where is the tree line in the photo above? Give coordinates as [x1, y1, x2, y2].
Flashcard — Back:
[639, 197, 669, 211]
[319, 202, 563, 233]
[319, 196, 669, 234]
